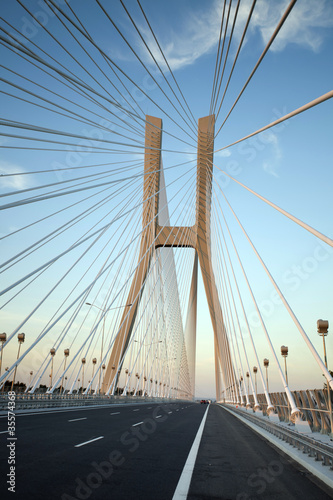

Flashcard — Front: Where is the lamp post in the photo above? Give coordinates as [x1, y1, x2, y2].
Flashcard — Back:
[11, 333, 25, 391]
[246, 371, 250, 398]
[281, 345, 289, 421]
[29, 371, 33, 389]
[317, 319, 332, 437]
[253, 366, 258, 395]
[81, 358, 86, 393]
[50, 348, 56, 388]
[60, 348, 69, 395]
[0, 332, 6, 377]
[263, 358, 269, 393]
[86, 302, 132, 394]
[281, 346, 289, 384]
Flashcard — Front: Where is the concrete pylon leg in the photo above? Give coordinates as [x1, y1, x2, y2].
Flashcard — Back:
[102, 116, 162, 393]
[194, 115, 233, 400]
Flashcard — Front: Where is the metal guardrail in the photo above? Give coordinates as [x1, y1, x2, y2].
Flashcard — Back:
[0, 393, 182, 412]
[223, 404, 333, 471]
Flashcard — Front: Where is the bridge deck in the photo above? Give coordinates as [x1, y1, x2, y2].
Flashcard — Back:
[0, 403, 332, 499]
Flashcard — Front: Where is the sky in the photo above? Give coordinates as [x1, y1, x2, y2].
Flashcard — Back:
[0, 0, 332, 399]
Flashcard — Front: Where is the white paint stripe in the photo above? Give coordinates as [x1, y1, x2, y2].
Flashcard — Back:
[168, 411, 172, 414]
[133, 409, 139, 411]
[68, 417, 87, 422]
[74, 436, 104, 448]
[132, 421, 143, 427]
[155, 415, 162, 419]
[0, 430, 9, 434]
[172, 405, 209, 500]
[110, 412, 120, 415]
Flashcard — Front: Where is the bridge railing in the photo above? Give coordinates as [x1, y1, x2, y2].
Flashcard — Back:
[223, 404, 333, 471]
[247, 389, 332, 434]
[0, 392, 182, 412]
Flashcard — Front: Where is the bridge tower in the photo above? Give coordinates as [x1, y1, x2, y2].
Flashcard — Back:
[102, 115, 234, 399]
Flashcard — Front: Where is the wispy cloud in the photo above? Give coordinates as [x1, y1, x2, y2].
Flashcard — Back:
[215, 149, 231, 158]
[138, 0, 333, 73]
[0, 161, 31, 190]
[260, 130, 281, 177]
[246, 0, 333, 52]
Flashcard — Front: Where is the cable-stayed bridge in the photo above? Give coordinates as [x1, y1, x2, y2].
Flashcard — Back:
[0, 1, 332, 498]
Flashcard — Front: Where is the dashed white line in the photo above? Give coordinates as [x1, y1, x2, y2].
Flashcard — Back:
[75, 436, 104, 448]
[132, 421, 143, 427]
[155, 415, 162, 419]
[68, 417, 87, 422]
[133, 409, 139, 412]
[111, 412, 120, 415]
[168, 411, 172, 414]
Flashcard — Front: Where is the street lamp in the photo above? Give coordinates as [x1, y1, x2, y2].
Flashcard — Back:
[60, 348, 69, 395]
[0, 332, 6, 377]
[317, 319, 332, 437]
[81, 358, 86, 393]
[281, 346, 289, 384]
[246, 371, 250, 397]
[253, 366, 258, 394]
[11, 333, 25, 391]
[263, 358, 269, 393]
[281, 345, 290, 421]
[29, 371, 33, 389]
[50, 348, 56, 388]
[102, 364, 106, 389]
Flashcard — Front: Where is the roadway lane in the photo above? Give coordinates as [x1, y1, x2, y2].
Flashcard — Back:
[187, 404, 333, 500]
[0, 402, 205, 500]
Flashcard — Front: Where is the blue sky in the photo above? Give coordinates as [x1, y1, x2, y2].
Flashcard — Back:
[0, 0, 332, 398]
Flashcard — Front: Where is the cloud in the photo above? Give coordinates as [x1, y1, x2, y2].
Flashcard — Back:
[248, 0, 333, 52]
[215, 149, 231, 158]
[260, 130, 281, 177]
[139, 0, 333, 73]
[137, 0, 223, 72]
[0, 161, 31, 190]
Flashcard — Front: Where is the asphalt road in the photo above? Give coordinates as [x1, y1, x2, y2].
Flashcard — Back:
[0, 402, 332, 500]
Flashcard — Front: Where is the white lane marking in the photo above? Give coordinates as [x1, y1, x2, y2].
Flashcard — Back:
[147, 407, 152, 409]
[0, 430, 9, 434]
[155, 415, 162, 419]
[75, 436, 104, 448]
[111, 412, 120, 415]
[172, 405, 209, 500]
[0, 403, 144, 419]
[132, 421, 143, 427]
[133, 409, 139, 411]
[68, 417, 87, 422]
[168, 411, 172, 414]
[176, 409, 179, 412]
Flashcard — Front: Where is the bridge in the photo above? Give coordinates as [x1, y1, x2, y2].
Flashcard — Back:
[0, 1, 333, 498]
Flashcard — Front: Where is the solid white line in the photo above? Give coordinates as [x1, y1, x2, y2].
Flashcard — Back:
[172, 405, 209, 500]
[132, 421, 143, 427]
[68, 417, 87, 422]
[0, 430, 9, 434]
[110, 412, 120, 415]
[74, 436, 104, 448]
